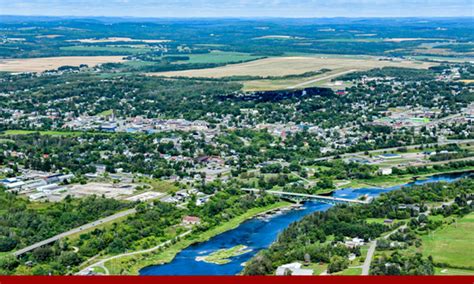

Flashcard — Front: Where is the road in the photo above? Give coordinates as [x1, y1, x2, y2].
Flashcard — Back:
[13, 208, 137, 257]
[13, 191, 175, 257]
[361, 240, 377, 276]
[361, 224, 408, 276]
[287, 69, 358, 89]
[77, 230, 192, 275]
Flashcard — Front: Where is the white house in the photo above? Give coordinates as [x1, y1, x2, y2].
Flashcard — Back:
[379, 168, 393, 175]
[275, 262, 314, 276]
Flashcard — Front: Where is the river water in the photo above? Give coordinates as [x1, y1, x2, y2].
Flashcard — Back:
[140, 171, 472, 275]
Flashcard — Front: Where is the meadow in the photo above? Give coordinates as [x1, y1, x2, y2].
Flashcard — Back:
[181, 51, 263, 64]
[422, 212, 474, 269]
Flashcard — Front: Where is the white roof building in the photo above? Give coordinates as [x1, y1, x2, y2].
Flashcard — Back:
[275, 262, 314, 276]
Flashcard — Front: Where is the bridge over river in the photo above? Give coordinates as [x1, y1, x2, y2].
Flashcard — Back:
[241, 188, 370, 205]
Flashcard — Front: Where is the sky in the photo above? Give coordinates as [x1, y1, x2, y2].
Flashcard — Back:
[0, 0, 473, 18]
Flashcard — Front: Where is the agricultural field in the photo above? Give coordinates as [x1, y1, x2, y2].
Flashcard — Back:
[0, 56, 126, 72]
[67, 37, 170, 43]
[60, 45, 152, 54]
[150, 55, 435, 90]
[179, 51, 263, 64]
[422, 212, 474, 269]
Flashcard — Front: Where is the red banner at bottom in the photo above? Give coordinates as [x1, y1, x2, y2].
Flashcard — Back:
[0, 276, 473, 284]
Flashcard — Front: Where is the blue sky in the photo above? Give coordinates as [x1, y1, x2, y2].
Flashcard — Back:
[0, 0, 472, 17]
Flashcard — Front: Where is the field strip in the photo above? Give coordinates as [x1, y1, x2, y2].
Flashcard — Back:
[287, 69, 358, 89]
[0, 56, 126, 72]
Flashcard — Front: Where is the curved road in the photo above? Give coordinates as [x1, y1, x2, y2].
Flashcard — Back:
[76, 230, 192, 275]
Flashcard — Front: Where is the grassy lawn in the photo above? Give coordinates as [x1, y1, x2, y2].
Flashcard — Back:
[422, 212, 474, 268]
[97, 109, 113, 116]
[333, 267, 363, 275]
[1, 130, 83, 136]
[137, 177, 179, 193]
[434, 266, 474, 275]
[104, 201, 291, 275]
[92, 266, 107, 274]
[305, 263, 328, 275]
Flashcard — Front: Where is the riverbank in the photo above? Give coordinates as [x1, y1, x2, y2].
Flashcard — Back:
[340, 167, 474, 189]
[103, 201, 291, 275]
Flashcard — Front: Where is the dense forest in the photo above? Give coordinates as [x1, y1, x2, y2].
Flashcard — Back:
[1, 17, 473, 59]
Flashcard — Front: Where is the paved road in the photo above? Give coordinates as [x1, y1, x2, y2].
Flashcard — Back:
[13, 208, 137, 257]
[361, 240, 377, 275]
[287, 69, 358, 89]
[13, 191, 174, 257]
[77, 230, 192, 275]
[360, 222, 413, 275]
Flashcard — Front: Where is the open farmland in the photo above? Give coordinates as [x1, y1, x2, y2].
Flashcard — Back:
[180, 51, 263, 64]
[422, 213, 474, 269]
[150, 56, 435, 79]
[67, 37, 170, 43]
[150, 55, 435, 91]
[60, 45, 152, 54]
[0, 56, 126, 72]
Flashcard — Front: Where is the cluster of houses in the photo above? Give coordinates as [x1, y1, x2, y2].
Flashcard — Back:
[63, 114, 215, 136]
[162, 188, 211, 206]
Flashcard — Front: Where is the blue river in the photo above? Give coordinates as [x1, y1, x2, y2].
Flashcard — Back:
[140, 171, 472, 276]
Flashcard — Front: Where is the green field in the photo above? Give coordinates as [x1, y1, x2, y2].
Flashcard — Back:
[1, 130, 82, 136]
[434, 266, 474, 275]
[422, 212, 474, 268]
[137, 177, 179, 193]
[333, 267, 363, 275]
[97, 109, 114, 116]
[181, 51, 262, 64]
[305, 263, 328, 275]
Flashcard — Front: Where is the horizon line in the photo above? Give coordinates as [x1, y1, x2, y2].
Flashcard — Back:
[1, 14, 473, 19]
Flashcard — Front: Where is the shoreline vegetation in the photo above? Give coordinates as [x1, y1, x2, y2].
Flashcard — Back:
[338, 167, 474, 190]
[196, 245, 252, 265]
[101, 201, 291, 275]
